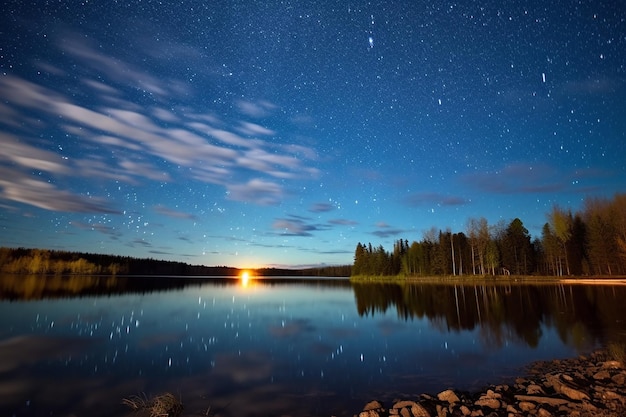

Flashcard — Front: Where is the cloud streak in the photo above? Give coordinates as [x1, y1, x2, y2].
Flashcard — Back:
[371, 222, 404, 238]
[460, 163, 596, 195]
[0, 169, 119, 214]
[154, 205, 197, 220]
[272, 216, 329, 237]
[0, 32, 320, 212]
[403, 192, 467, 207]
[309, 203, 335, 213]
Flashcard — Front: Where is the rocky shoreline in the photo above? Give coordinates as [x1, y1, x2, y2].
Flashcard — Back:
[352, 350, 625, 417]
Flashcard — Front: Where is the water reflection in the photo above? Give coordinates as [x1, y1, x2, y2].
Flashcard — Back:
[0, 276, 625, 417]
[0, 274, 348, 300]
[352, 283, 626, 349]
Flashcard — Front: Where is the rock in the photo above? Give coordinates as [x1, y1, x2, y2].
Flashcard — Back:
[537, 407, 553, 416]
[482, 389, 501, 399]
[580, 402, 597, 412]
[392, 400, 431, 417]
[611, 372, 626, 385]
[393, 400, 417, 409]
[351, 349, 626, 417]
[526, 383, 545, 395]
[474, 397, 500, 409]
[518, 401, 535, 411]
[559, 384, 590, 402]
[600, 390, 624, 402]
[514, 395, 570, 407]
[412, 404, 431, 417]
[593, 370, 611, 380]
[602, 360, 622, 369]
[437, 389, 459, 404]
[474, 390, 502, 409]
[544, 374, 590, 402]
[364, 401, 383, 411]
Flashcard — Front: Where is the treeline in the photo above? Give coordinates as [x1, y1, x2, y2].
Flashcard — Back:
[257, 265, 352, 277]
[0, 248, 240, 276]
[0, 247, 352, 277]
[353, 193, 626, 277]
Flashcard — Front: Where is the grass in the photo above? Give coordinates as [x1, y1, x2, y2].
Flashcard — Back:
[607, 341, 626, 364]
[122, 392, 183, 417]
[349, 274, 626, 285]
[349, 274, 565, 284]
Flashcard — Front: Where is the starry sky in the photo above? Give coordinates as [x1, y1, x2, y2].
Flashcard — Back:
[1, 1, 625, 268]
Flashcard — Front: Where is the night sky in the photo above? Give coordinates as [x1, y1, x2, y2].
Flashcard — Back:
[1, 1, 625, 268]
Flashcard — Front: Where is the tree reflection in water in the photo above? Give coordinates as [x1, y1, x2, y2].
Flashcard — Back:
[1, 275, 625, 417]
[351, 282, 626, 349]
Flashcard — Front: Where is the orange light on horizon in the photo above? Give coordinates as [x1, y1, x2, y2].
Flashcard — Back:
[240, 270, 251, 287]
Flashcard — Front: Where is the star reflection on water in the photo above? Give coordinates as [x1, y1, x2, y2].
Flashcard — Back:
[0, 275, 624, 417]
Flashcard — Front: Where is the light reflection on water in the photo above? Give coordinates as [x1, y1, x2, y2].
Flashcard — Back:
[0, 277, 625, 417]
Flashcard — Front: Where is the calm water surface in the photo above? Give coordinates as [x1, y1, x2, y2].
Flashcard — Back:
[1, 275, 625, 417]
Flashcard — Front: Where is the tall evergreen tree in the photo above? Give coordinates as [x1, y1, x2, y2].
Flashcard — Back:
[541, 223, 560, 276]
[583, 198, 619, 275]
[353, 243, 366, 275]
[501, 218, 533, 275]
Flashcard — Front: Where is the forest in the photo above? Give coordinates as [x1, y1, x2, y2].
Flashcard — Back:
[0, 247, 238, 276]
[0, 247, 351, 277]
[353, 193, 626, 277]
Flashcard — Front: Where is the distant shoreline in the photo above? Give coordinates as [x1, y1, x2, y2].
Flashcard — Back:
[559, 278, 626, 285]
[350, 274, 626, 285]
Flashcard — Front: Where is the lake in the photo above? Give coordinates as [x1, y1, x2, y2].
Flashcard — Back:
[1, 275, 625, 417]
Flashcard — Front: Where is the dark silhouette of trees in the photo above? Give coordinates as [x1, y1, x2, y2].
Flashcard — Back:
[501, 218, 534, 275]
[568, 214, 587, 275]
[352, 193, 626, 278]
[582, 195, 626, 275]
[1, 248, 351, 277]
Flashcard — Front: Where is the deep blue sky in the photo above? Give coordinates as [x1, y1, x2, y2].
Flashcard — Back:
[1, 1, 624, 268]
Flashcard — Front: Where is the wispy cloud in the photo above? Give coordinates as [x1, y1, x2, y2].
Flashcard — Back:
[237, 121, 275, 136]
[0, 168, 119, 214]
[70, 221, 121, 237]
[61, 34, 176, 97]
[129, 239, 152, 247]
[461, 163, 579, 194]
[272, 216, 328, 237]
[371, 222, 404, 238]
[328, 218, 358, 226]
[236, 99, 277, 118]
[154, 205, 197, 220]
[0, 32, 321, 211]
[228, 179, 284, 206]
[403, 192, 467, 207]
[0, 133, 70, 175]
[309, 202, 335, 213]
